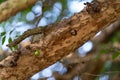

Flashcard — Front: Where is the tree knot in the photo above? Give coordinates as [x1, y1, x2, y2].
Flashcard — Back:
[84, 1, 101, 14]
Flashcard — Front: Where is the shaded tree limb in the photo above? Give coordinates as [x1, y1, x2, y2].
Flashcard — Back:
[0, 0, 120, 80]
[91, 20, 120, 43]
[0, 0, 37, 22]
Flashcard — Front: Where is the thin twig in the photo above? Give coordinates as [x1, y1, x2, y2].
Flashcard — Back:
[7, 27, 45, 47]
[83, 71, 120, 77]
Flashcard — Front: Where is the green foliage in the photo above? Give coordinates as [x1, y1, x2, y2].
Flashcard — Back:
[58, 0, 67, 9]
[100, 44, 110, 54]
[109, 30, 120, 59]
[43, 1, 55, 12]
[0, 0, 5, 4]
[95, 61, 112, 80]
[2, 36, 6, 45]
[43, 5, 51, 12]
[110, 62, 120, 71]
[112, 51, 120, 59]
[109, 62, 120, 78]
[100, 49, 109, 54]
[10, 29, 14, 34]
[19, 7, 32, 22]
[8, 37, 12, 43]
[0, 30, 19, 51]
[1, 32, 6, 36]
[34, 50, 40, 56]
[0, 3, 32, 51]
[98, 29, 120, 62]
[43, 0, 67, 13]
[8, 37, 18, 51]
[110, 30, 120, 43]
[9, 45, 18, 51]
[100, 46, 120, 59]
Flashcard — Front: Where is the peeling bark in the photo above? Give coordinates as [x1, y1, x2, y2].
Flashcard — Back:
[0, 0, 37, 22]
[0, 0, 120, 80]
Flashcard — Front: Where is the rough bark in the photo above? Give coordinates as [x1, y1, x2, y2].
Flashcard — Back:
[54, 21, 120, 80]
[55, 20, 120, 80]
[0, 0, 120, 80]
[0, 0, 37, 22]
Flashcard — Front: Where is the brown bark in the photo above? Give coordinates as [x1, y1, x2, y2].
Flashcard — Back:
[54, 20, 120, 80]
[0, 0, 37, 22]
[0, 0, 120, 80]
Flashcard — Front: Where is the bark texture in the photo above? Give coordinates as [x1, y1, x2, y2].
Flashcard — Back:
[0, 0, 37, 22]
[0, 0, 120, 80]
[55, 20, 120, 80]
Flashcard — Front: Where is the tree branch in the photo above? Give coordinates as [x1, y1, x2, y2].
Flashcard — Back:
[54, 20, 120, 80]
[0, 0, 120, 80]
[7, 27, 45, 47]
[0, 0, 37, 22]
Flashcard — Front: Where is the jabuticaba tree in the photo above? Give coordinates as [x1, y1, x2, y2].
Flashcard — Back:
[0, 0, 120, 80]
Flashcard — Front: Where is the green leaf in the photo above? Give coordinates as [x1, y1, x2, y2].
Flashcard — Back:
[9, 45, 18, 51]
[100, 49, 109, 54]
[2, 36, 6, 45]
[8, 37, 12, 43]
[14, 45, 18, 50]
[34, 50, 40, 56]
[110, 30, 120, 43]
[58, 0, 67, 9]
[10, 30, 14, 34]
[112, 51, 120, 59]
[9, 47, 13, 51]
[0, 0, 4, 4]
[1, 32, 6, 36]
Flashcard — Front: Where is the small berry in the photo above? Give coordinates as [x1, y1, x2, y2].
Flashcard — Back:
[34, 50, 40, 56]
